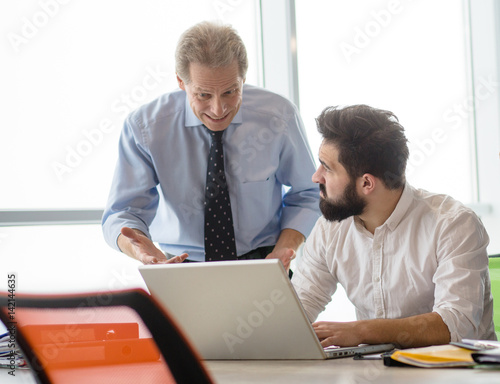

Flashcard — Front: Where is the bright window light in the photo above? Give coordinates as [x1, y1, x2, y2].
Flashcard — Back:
[0, 0, 261, 210]
[295, 0, 474, 204]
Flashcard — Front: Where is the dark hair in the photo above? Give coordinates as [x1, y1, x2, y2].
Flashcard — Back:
[316, 104, 409, 189]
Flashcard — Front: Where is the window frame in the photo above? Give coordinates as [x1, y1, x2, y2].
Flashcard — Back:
[1, 0, 499, 234]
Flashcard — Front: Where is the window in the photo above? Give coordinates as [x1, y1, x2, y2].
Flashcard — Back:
[295, 0, 500, 254]
[296, 0, 473, 200]
[0, 0, 261, 210]
[0, 1, 262, 298]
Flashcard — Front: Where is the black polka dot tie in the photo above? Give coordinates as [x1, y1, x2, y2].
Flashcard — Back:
[204, 129, 237, 261]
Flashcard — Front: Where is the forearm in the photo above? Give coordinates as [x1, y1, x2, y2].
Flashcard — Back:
[116, 227, 173, 265]
[359, 312, 450, 348]
[117, 228, 147, 261]
[315, 312, 450, 348]
[273, 228, 305, 253]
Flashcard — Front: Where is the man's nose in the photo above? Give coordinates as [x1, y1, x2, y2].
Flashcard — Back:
[312, 166, 324, 184]
[210, 96, 225, 116]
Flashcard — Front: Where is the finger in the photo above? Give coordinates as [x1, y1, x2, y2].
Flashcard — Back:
[282, 259, 291, 270]
[285, 248, 296, 260]
[280, 250, 295, 268]
[314, 328, 329, 339]
[164, 253, 189, 264]
[320, 337, 336, 348]
[166, 256, 183, 263]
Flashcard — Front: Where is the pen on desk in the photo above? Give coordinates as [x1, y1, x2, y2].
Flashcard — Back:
[450, 342, 485, 351]
[457, 339, 500, 350]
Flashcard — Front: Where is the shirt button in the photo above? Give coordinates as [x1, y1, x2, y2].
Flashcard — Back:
[374, 276, 380, 283]
[376, 310, 383, 317]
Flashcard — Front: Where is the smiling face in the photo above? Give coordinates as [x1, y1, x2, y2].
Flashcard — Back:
[312, 140, 367, 222]
[177, 60, 244, 132]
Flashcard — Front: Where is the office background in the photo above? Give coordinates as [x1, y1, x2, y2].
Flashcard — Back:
[1, 0, 499, 324]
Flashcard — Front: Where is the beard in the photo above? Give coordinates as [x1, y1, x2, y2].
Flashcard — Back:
[319, 180, 366, 222]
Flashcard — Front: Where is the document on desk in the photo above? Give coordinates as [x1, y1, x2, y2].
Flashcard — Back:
[386, 345, 476, 368]
[456, 339, 500, 364]
[471, 348, 500, 364]
[0, 332, 27, 368]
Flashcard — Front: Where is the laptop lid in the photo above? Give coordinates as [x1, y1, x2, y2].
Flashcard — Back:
[139, 259, 327, 359]
[138, 259, 395, 360]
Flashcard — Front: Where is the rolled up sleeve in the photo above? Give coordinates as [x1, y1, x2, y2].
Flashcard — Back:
[292, 219, 338, 321]
[102, 114, 160, 251]
[278, 106, 321, 238]
[432, 210, 492, 342]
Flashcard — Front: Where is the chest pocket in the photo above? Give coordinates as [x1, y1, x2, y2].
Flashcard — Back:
[232, 177, 276, 231]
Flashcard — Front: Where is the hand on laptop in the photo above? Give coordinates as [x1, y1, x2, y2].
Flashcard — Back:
[265, 248, 296, 271]
[119, 227, 189, 265]
[312, 321, 362, 348]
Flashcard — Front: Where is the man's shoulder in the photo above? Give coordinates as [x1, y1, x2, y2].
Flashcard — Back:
[412, 186, 468, 210]
[127, 89, 185, 128]
[242, 84, 298, 118]
[313, 215, 354, 239]
[409, 185, 480, 224]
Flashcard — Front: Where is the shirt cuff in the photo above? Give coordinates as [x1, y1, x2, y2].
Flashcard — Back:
[281, 206, 321, 238]
[102, 215, 151, 253]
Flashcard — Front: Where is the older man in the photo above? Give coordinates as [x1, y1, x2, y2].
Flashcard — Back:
[292, 104, 495, 348]
[102, 21, 320, 267]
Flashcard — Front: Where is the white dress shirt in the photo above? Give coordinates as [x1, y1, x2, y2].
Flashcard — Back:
[292, 183, 496, 342]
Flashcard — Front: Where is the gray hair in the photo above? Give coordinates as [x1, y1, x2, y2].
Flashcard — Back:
[175, 21, 248, 84]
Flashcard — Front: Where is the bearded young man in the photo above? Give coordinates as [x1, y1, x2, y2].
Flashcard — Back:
[292, 104, 496, 348]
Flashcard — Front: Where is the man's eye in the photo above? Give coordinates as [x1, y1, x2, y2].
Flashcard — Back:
[321, 164, 332, 173]
[198, 93, 210, 99]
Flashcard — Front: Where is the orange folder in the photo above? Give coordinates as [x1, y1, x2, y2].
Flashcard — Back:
[20, 323, 161, 368]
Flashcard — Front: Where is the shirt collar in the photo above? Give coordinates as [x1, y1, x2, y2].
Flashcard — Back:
[184, 93, 243, 127]
[384, 182, 413, 231]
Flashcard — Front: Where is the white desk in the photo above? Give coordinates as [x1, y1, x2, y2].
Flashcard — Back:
[7, 358, 500, 383]
[205, 359, 500, 384]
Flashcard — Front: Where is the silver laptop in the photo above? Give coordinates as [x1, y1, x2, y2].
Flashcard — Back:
[139, 259, 394, 360]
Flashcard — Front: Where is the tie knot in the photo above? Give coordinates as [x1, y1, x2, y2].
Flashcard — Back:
[209, 130, 224, 142]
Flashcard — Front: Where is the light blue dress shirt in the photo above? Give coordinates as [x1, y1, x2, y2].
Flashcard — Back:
[102, 84, 320, 261]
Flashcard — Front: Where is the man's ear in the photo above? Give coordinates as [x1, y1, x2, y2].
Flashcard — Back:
[359, 173, 377, 195]
[177, 74, 185, 90]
